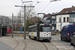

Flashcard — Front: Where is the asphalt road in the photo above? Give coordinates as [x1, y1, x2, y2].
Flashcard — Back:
[51, 35, 75, 50]
[0, 34, 75, 50]
[0, 41, 13, 50]
[26, 35, 75, 50]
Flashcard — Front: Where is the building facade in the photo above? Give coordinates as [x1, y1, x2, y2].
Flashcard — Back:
[56, 14, 69, 31]
[56, 6, 75, 31]
[42, 6, 75, 31]
[0, 16, 12, 26]
[69, 13, 75, 23]
[47, 14, 56, 31]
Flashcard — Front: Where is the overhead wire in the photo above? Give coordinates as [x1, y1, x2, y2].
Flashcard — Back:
[40, 2, 51, 13]
[21, 0, 23, 5]
[33, 0, 40, 7]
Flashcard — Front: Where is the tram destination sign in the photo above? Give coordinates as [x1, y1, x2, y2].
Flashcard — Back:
[41, 20, 50, 23]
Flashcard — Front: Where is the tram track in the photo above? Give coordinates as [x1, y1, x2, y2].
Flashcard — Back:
[41, 41, 59, 50]
[14, 39, 27, 50]
[41, 42, 48, 50]
[14, 39, 19, 50]
[49, 42, 59, 50]
[29, 38, 59, 50]
[23, 40, 27, 50]
[27, 39, 48, 50]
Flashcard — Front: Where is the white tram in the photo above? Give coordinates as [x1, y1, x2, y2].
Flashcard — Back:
[29, 20, 52, 41]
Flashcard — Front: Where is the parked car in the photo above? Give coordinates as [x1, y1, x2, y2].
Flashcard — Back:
[60, 24, 75, 41]
[70, 32, 75, 46]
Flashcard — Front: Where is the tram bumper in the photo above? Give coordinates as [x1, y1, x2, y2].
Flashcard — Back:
[39, 37, 52, 40]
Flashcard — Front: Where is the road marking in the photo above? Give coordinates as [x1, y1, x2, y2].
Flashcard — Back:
[56, 46, 74, 49]
[53, 38, 61, 40]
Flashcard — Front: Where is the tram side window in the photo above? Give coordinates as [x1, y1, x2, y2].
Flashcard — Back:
[29, 28, 32, 32]
[32, 26, 37, 32]
[32, 27, 35, 32]
[34, 26, 37, 32]
[31, 27, 33, 32]
[29, 27, 33, 32]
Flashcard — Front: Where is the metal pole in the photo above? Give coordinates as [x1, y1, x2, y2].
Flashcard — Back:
[61, 14, 62, 30]
[0, 18, 2, 37]
[15, 5, 34, 39]
[20, 11, 21, 26]
[15, 22, 16, 34]
[24, 5, 26, 39]
[12, 13, 14, 38]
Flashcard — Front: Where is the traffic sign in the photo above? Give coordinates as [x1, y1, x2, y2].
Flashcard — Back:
[20, 31, 22, 33]
[20, 34, 22, 37]
[20, 27, 22, 30]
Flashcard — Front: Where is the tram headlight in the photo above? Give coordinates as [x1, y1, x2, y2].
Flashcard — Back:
[44, 24, 49, 25]
[44, 33, 46, 34]
[49, 33, 50, 34]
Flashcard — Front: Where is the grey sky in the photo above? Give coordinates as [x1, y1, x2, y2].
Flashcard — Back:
[0, 0, 75, 17]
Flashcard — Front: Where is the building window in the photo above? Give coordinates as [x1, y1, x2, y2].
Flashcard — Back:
[63, 17, 65, 22]
[72, 10, 75, 12]
[52, 16, 55, 19]
[59, 17, 61, 22]
[67, 17, 69, 22]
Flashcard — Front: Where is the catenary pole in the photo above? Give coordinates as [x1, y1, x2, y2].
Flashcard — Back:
[12, 13, 13, 38]
[24, 5, 26, 39]
[15, 5, 34, 39]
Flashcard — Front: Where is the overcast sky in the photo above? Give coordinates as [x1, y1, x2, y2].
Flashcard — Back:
[0, 0, 75, 18]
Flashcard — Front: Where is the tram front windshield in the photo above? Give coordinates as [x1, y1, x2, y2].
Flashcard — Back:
[40, 26, 51, 32]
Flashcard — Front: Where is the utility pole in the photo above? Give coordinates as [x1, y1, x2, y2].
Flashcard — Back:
[20, 11, 21, 26]
[12, 13, 14, 38]
[24, 5, 26, 39]
[0, 18, 2, 37]
[15, 5, 34, 39]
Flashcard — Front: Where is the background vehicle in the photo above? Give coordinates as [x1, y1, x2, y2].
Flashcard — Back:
[7, 28, 11, 33]
[29, 20, 52, 41]
[70, 32, 75, 46]
[60, 24, 75, 41]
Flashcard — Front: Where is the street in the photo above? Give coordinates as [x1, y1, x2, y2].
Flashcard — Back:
[51, 35, 75, 50]
[0, 0, 75, 50]
[0, 34, 75, 50]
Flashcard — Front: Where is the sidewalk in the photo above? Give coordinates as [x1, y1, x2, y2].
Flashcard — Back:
[0, 36, 46, 50]
[0, 36, 27, 50]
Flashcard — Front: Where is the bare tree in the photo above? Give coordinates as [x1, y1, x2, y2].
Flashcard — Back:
[17, 4, 40, 29]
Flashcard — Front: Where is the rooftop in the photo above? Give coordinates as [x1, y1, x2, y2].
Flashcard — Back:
[59, 6, 75, 14]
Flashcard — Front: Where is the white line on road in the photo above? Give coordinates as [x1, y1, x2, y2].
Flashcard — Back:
[56, 46, 74, 49]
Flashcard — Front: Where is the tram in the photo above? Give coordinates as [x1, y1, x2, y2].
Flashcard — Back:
[29, 20, 52, 41]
